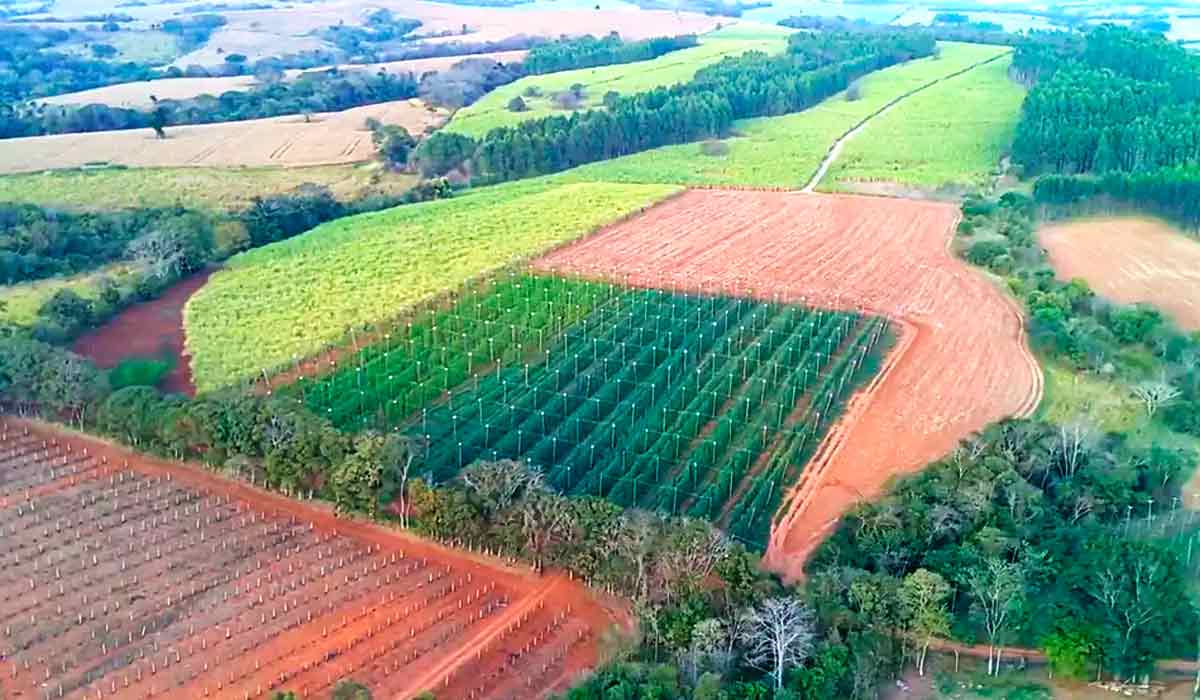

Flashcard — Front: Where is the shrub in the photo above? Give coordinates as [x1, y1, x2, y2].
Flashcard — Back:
[965, 239, 1008, 267]
[506, 96, 528, 112]
[110, 356, 173, 390]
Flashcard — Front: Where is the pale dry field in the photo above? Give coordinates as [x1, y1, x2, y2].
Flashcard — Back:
[1040, 217, 1200, 331]
[42, 50, 529, 108]
[169, 0, 723, 67]
[0, 99, 446, 173]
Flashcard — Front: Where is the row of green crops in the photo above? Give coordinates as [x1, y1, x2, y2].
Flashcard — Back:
[303, 274, 893, 548]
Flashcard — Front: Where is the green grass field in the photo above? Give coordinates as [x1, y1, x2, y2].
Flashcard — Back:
[0, 165, 417, 212]
[443, 26, 792, 138]
[551, 42, 1011, 188]
[184, 180, 680, 392]
[0, 266, 135, 328]
[821, 52, 1024, 191]
[62, 30, 181, 64]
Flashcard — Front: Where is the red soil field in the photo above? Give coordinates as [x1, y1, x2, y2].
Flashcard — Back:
[1039, 216, 1200, 331]
[73, 270, 213, 396]
[0, 419, 618, 700]
[534, 190, 1042, 581]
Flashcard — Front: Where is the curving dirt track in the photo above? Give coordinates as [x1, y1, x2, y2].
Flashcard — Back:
[0, 419, 619, 700]
[534, 189, 1041, 581]
[1040, 217, 1200, 332]
[73, 270, 213, 396]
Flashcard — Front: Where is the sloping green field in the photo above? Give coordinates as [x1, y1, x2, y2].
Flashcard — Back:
[822, 52, 1024, 191]
[551, 42, 1010, 188]
[184, 180, 680, 391]
[0, 165, 416, 212]
[443, 26, 792, 138]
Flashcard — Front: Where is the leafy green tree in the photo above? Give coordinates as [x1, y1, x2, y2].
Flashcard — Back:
[899, 568, 952, 676]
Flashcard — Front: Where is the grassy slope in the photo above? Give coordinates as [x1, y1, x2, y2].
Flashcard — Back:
[443, 26, 792, 139]
[184, 180, 681, 391]
[552, 42, 1010, 188]
[0, 165, 417, 212]
[0, 266, 136, 327]
[822, 52, 1024, 191]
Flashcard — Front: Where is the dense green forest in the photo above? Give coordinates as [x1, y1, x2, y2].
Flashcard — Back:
[414, 30, 936, 181]
[523, 33, 699, 74]
[1013, 26, 1200, 175]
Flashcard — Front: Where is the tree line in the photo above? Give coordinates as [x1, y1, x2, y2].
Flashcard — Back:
[522, 32, 699, 75]
[3, 179, 451, 343]
[1033, 167, 1200, 230]
[1, 68, 419, 138]
[778, 14, 1022, 47]
[413, 30, 937, 181]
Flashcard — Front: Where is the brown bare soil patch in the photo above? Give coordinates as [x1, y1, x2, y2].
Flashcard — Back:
[1039, 217, 1200, 331]
[0, 99, 446, 174]
[42, 51, 528, 109]
[72, 270, 213, 396]
[0, 418, 619, 700]
[534, 189, 1041, 581]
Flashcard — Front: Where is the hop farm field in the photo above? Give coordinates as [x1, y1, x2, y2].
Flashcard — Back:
[532, 189, 1042, 578]
[552, 42, 1010, 189]
[290, 274, 891, 546]
[0, 99, 446, 174]
[184, 181, 680, 393]
[0, 419, 617, 700]
[443, 28, 791, 139]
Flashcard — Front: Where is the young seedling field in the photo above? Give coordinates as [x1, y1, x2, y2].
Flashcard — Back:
[293, 273, 892, 546]
[0, 421, 615, 700]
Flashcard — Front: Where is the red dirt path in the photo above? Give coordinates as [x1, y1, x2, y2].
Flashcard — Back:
[533, 189, 1042, 581]
[0, 418, 619, 700]
[73, 270, 212, 396]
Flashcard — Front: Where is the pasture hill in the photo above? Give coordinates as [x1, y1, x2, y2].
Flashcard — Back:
[3, 13, 1200, 700]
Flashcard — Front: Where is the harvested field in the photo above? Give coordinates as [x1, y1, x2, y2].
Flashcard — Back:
[533, 189, 1042, 580]
[167, 0, 722, 68]
[72, 270, 213, 396]
[1039, 217, 1200, 331]
[41, 51, 529, 109]
[0, 419, 617, 700]
[0, 99, 446, 174]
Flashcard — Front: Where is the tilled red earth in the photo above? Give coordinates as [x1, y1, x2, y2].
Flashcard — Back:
[0, 419, 618, 700]
[73, 270, 213, 396]
[534, 189, 1042, 580]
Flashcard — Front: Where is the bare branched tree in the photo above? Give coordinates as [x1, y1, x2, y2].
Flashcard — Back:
[460, 459, 544, 519]
[654, 519, 730, 603]
[739, 596, 816, 690]
[1132, 380, 1180, 418]
[616, 510, 661, 603]
[1057, 418, 1097, 479]
[965, 557, 1026, 676]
